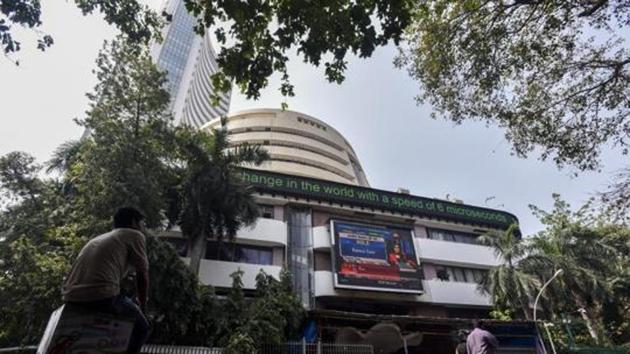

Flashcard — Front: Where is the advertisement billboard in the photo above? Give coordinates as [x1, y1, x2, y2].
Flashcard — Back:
[330, 220, 423, 294]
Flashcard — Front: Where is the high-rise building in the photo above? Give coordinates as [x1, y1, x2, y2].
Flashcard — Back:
[151, 0, 231, 127]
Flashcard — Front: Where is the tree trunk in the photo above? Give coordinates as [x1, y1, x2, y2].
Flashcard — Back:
[188, 231, 207, 275]
[575, 298, 600, 344]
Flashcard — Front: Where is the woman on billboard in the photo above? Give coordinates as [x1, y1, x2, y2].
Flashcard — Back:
[387, 233, 417, 269]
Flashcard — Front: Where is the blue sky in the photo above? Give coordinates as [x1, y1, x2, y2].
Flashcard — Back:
[0, 1, 625, 236]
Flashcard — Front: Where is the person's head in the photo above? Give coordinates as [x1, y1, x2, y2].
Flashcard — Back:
[114, 207, 146, 231]
[393, 243, 401, 254]
[472, 319, 484, 329]
[457, 329, 469, 342]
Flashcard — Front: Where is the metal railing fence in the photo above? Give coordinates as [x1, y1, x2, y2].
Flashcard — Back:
[0, 342, 373, 354]
[258, 342, 374, 354]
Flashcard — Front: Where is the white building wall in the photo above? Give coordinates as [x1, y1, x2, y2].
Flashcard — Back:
[312, 226, 331, 250]
[422, 280, 491, 307]
[415, 238, 499, 268]
[235, 218, 287, 247]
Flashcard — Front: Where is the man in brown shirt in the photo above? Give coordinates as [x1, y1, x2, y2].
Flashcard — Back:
[63, 207, 150, 354]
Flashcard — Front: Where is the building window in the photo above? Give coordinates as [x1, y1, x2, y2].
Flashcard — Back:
[260, 204, 275, 219]
[205, 241, 273, 265]
[427, 228, 479, 244]
[434, 265, 487, 283]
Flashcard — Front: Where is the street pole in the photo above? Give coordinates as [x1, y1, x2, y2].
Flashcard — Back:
[543, 322, 558, 354]
[533, 269, 563, 322]
[533, 269, 563, 354]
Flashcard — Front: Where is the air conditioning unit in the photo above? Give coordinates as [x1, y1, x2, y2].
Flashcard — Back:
[396, 187, 410, 194]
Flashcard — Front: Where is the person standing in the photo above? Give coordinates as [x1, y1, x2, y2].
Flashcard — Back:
[466, 320, 499, 354]
[62, 207, 150, 354]
[455, 329, 469, 354]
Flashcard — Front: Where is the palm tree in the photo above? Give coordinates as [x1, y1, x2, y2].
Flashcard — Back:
[523, 225, 614, 343]
[176, 120, 268, 274]
[477, 224, 539, 320]
[46, 139, 85, 174]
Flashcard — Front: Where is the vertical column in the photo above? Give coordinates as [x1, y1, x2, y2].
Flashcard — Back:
[287, 207, 314, 308]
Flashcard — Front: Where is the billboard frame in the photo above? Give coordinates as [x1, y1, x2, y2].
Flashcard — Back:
[329, 219, 424, 294]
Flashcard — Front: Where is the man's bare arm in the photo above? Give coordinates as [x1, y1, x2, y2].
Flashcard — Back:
[136, 267, 149, 313]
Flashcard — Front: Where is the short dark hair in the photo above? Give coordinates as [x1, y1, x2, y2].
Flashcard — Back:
[472, 319, 484, 329]
[113, 207, 145, 228]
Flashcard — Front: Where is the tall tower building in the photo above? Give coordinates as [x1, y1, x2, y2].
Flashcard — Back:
[151, 0, 231, 127]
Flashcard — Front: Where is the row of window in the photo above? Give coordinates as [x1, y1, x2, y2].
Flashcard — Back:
[164, 235, 488, 283]
[163, 238, 275, 266]
[435, 265, 487, 283]
[206, 241, 274, 265]
[427, 228, 479, 244]
[260, 204, 275, 219]
[297, 116, 327, 131]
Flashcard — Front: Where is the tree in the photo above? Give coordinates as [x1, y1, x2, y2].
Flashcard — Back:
[0, 33, 277, 348]
[3, 0, 412, 101]
[1, 0, 160, 60]
[65, 37, 179, 233]
[0, 152, 69, 249]
[0, 151, 87, 345]
[0, 228, 84, 346]
[479, 196, 629, 347]
[184, 0, 412, 100]
[525, 196, 629, 345]
[0, 37, 193, 347]
[478, 224, 539, 320]
[396, 1, 630, 221]
[176, 123, 268, 274]
[220, 269, 305, 353]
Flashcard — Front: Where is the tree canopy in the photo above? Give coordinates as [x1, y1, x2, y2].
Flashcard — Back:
[1, 0, 159, 60]
[0, 35, 301, 348]
[397, 1, 630, 221]
[480, 195, 630, 348]
[2, 0, 412, 100]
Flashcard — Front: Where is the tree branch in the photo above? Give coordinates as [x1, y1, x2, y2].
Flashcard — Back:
[578, 0, 609, 17]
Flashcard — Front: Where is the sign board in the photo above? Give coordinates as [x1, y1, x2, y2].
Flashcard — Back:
[240, 169, 518, 230]
[330, 220, 423, 294]
[37, 305, 134, 354]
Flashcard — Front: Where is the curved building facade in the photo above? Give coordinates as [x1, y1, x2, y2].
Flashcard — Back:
[179, 34, 231, 127]
[152, 0, 230, 127]
[203, 109, 370, 186]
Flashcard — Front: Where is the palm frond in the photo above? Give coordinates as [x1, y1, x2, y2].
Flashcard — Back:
[46, 139, 84, 174]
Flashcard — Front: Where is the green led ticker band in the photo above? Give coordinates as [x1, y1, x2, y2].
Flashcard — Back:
[240, 169, 518, 230]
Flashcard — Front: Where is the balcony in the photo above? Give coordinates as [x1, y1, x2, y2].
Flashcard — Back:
[415, 238, 499, 268]
[196, 259, 282, 289]
[422, 279, 491, 307]
[236, 218, 287, 246]
[313, 226, 331, 250]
